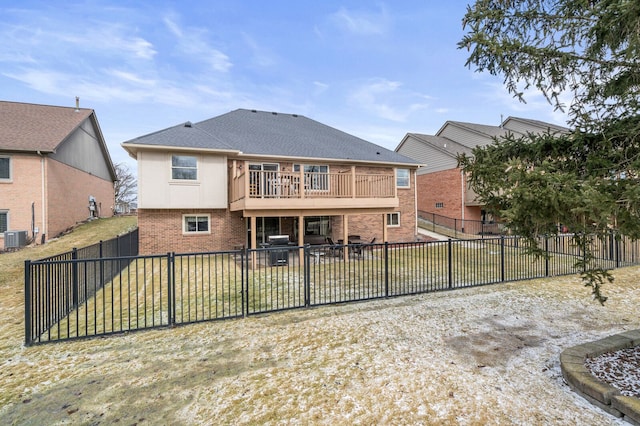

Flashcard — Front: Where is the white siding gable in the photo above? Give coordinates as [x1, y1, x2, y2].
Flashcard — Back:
[138, 151, 228, 209]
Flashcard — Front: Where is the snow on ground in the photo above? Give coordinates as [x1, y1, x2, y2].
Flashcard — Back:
[0, 268, 639, 425]
[586, 346, 640, 398]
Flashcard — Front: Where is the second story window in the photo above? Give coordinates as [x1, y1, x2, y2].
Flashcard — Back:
[0, 156, 11, 181]
[172, 155, 197, 180]
[396, 168, 409, 188]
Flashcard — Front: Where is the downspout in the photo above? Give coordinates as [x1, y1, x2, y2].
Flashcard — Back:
[460, 169, 465, 233]
[413, 169, 418, 239]
[37, 151, 46, 243]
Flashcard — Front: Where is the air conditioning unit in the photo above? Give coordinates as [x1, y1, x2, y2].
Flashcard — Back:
[4, 230, 28, 248]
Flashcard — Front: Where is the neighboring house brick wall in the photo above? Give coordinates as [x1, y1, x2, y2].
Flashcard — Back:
[0, 154, 43, 250]
[417, 168, 463, 219]
[416, 168, 483, 223]
[46, 158, 115, 239]
[138, 209, 245, 255]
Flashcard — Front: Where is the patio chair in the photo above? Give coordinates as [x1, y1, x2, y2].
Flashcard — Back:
[326, 237, 343, 257]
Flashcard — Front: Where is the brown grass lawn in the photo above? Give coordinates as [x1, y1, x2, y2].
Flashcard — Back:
[1, 217, 638, 425]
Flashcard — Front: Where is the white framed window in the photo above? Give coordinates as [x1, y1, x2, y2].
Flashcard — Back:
[183, 214, 210, 234]
[172, 155, 198, 180]
[435, 202, 444, 209]
[0, 156, 11, 181]
[386, 212, 400, 227]
[0, 211, 7, 234]
[396, 168, 410, 188]
[294, 164, 329, 191]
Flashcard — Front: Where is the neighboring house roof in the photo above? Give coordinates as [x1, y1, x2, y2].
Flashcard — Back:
[395, 116, 569, 174]
[439, 120, 510, 140]
[0, 100, 117, 182]
[402, 134, 468, 157]
[123, 109, 421, 167]
[0, 100, 93, 152]
[502, 116, 569, 134]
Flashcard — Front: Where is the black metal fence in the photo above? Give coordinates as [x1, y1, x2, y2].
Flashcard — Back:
[25, 229, 139, 343]
[418, 210, 507, 238]
[25, 233, 640, 345]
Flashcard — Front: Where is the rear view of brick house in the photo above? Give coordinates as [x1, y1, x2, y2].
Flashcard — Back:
[122, 108, 421, 254]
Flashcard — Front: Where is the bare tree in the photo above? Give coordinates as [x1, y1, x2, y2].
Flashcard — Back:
[114, 162, 137, 210]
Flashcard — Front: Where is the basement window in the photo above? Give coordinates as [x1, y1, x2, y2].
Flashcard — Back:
[386, 212, 400, 227]
[183, 214, 210, 234]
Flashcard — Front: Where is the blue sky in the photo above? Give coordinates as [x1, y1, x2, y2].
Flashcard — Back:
[0, 1, 568, 169]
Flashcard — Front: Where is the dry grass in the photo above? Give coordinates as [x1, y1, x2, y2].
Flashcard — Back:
[0, 216, 136, 349]
[1, 218, 639, 425]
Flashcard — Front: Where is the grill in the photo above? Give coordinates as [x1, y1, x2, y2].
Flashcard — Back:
[267, 235, 290, 266]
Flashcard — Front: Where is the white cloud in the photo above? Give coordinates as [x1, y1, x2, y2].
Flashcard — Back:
[482, 81, 570, 126]
[106, 69, 156, 87]
[163, 14, 232, 73]
[330, 6, 390, 36]
[241, 33, 277, 68]
[348, 78, 430, 122]
[313, 81, 329, 95]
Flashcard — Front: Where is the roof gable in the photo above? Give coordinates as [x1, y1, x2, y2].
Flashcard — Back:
[0, 101, 93, 152]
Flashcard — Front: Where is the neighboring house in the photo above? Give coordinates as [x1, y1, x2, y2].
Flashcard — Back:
[396, 116, 567, 223]
[122, 109, 421, 255]
[0, 100, 117, 250]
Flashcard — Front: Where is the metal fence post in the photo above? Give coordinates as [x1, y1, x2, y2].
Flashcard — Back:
[244, 247, 250, 317]
[304, 244, 311, 307]
[72, 248, 78, 308]
[544, 237, 549, 277]
[448, 239, 453, 289]
[24, 260, 32, 346]
[384, 242, 389, 297]
[99, 240, 104, 289]
[501, 236, 506, 282]
[241, 248, 246, 317]
[167, 252, 174, 326]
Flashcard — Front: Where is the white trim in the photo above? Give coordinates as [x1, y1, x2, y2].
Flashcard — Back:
[386, 212, 400, 227]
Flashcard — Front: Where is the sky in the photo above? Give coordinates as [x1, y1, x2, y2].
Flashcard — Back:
[0, 1, 569, 170]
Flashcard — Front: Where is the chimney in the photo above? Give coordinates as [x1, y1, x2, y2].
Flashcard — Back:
[75, 96, 80, 112]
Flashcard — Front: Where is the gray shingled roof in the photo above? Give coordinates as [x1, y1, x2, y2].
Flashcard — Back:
[406, 133, 472, 157]
[503, 116, 569, 133]
[123, 109, 420, 166]
[0, 101, 93, 152]
[444, 121, 515, 141]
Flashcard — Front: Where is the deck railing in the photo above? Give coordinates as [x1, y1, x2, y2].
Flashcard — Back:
[231, 170, 395, 202]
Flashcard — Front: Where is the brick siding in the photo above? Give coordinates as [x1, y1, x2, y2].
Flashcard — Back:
[0, 155, 114, 250]
[138, 209, 245, 255]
